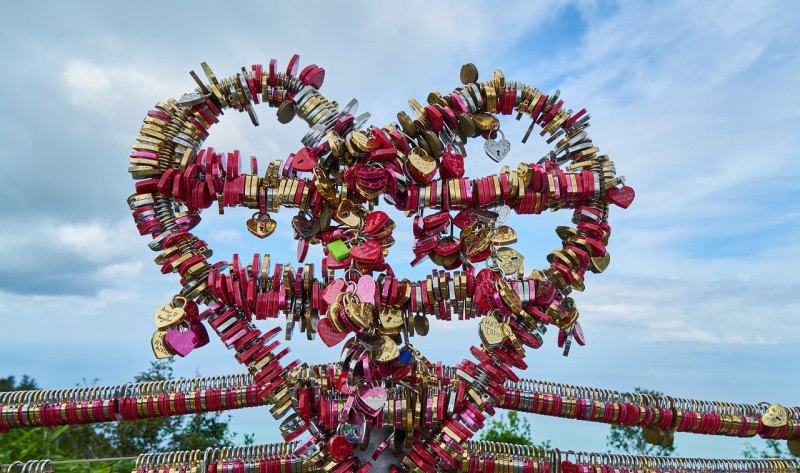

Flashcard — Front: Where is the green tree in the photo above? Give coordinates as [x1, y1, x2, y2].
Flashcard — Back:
[0, 376, 112, 465]
[99, 360, 253, 454]
[605, 388, 675, 457]
[0, 375, 38, 392]
[742, 439, 798, 459]
[1, 360, 252, 472]
[479, 411, 552, 449]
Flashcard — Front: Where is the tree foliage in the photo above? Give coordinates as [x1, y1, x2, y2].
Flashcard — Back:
[605, 388, 676, 457]
[0, 360, 252, 472]
[742, 439, 798, 459]
[479, 411, 552, 449]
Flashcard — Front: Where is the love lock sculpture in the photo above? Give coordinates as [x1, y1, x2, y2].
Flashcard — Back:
[128, 54, 635, 472]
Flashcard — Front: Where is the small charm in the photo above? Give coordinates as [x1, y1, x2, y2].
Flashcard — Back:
[246, 212, 276, 238]
[496, 247, 524, 273]
[484, 129, 511, 162]
[479, 315, 507, 347]
[150, 330, 174, 360]
[762, 403, 789, 428]
[606, 184, 635, 209]
[163, 326, 198, 357]
[177, 91, 208, 107]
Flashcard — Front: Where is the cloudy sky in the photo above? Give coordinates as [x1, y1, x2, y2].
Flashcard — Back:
[1, 0, 799, 460]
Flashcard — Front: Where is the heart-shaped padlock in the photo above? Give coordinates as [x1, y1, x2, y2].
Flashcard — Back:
[246, 212, 276, 238]
[484, 129, 511, 162]
[163, 323, 199, 357]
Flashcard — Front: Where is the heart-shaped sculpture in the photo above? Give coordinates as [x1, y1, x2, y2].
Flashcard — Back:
[129, 56, 629, 471]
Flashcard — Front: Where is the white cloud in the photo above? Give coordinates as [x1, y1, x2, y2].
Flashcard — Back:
[0, 218, 147, 296]
[62, 59, 113, 104]
[581, 276, 800, 345]
[62, 59, 167, 113]
[207, 229, 244, 245]
[485, 0, 800, 295]
[98, 260, 143, 280]
[56, 221, 140, 263]
[550, 1, 800, 220]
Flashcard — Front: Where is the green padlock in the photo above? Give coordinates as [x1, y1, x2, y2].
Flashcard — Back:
[327, 239, 350, 261]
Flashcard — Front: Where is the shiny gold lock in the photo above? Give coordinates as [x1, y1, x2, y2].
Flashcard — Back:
[150, 330, 174, 359]
[491, 226, 517, 246]
[335, 199, 362, 228]
[373, 335, 400, 363]
[154, 298, 186, 329]
[496, 247, 524, 273]
[479, 315, 507, 347]
[379, 306, 405, 334]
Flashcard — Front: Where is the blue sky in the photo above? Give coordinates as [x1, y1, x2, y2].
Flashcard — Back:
[1, 0, 799, 459]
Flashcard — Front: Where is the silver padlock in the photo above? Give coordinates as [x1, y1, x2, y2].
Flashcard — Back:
[484, 128, 511, 162]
